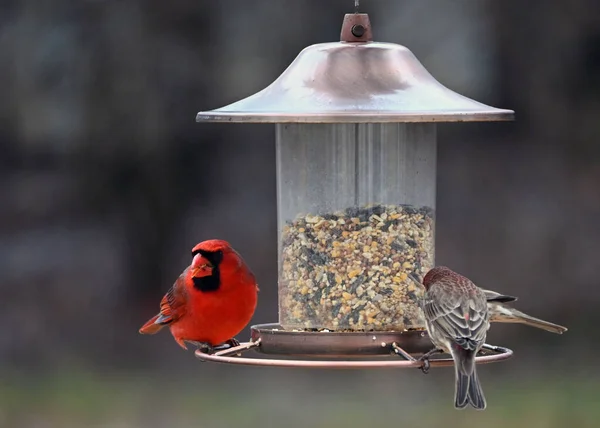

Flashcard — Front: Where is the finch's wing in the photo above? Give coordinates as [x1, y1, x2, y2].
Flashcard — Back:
[483, 288, 518, 303]
[423, 284, 488, 348]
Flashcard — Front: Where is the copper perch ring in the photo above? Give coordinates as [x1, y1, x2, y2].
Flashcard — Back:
[194, 339, 514, 369]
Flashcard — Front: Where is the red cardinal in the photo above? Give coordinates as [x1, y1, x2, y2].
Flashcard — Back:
[419, 266, 489, 410]
[139, 239, 259, 352]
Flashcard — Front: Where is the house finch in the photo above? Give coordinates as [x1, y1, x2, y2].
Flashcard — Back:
[139, 239, 259, 352]
[483, 289, 567, 334]
[419, 266, 490, 410]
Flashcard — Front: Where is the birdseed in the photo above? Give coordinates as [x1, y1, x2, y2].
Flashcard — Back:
[279, 204, 434, 331]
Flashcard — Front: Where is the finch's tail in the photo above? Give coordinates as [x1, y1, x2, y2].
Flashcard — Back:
[491, 305, 567, 334]
[139, 314, 165, 335]
[466, 367, 486, 409]
[453, 347, 486, 410]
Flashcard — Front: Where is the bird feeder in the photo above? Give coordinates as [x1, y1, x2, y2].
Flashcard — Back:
[194, 11, 514, 368]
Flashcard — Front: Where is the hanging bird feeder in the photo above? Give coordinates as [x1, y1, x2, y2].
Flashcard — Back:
[194, 10, 514, 368]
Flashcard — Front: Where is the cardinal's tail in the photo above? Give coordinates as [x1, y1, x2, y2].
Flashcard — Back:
[139, 314, 165, 335]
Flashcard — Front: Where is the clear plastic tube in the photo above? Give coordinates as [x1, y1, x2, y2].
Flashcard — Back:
[277, 123, 436, 331]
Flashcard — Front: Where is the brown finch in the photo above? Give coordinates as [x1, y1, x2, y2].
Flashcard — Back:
[419, 266, 489, 410]
[483, 289, 567, 334]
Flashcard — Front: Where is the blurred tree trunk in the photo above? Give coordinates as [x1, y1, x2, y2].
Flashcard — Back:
[76, 1, 224, 308]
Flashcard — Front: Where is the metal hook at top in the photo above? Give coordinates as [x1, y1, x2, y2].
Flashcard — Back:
[355, 0, 360, 13]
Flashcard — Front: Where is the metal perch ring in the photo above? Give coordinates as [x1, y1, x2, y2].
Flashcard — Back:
[195, 339, 513, 369]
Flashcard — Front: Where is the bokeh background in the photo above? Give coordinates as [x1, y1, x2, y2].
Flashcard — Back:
[1, 0, 599, 426]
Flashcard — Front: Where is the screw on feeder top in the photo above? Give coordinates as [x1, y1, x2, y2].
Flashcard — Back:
[352, 24, 365, 38]
[340, 12, 372, 42]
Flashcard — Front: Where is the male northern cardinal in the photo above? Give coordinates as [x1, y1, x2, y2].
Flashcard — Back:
[139, 239, 259, 352]
[419, 266, 490, 410]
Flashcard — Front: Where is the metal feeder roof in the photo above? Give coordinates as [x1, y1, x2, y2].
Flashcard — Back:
[196, 14, 514, 124]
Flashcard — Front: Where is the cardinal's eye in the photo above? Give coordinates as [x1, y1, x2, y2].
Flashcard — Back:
[191, 249, 224, 266]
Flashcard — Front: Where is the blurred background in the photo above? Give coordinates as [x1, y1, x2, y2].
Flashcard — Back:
[1, 0, 599, 426]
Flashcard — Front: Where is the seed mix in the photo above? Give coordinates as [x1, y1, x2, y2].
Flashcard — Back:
[279, 204, 434, 331]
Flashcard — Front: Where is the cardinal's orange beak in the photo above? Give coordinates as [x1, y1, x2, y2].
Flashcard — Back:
[191, 265, 213, 278]
[191, 254, 214, 278]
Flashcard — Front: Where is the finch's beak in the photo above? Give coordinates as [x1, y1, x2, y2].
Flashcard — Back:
[408, 272, 422, 285]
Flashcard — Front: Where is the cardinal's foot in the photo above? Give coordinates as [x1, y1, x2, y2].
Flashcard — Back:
[225, 338, 241, 347]
[192, 342, 215, 354]
[211, 338, 241, 352]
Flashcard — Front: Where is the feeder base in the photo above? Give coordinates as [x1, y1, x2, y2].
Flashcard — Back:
[193, 323, 514, 369]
